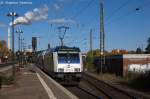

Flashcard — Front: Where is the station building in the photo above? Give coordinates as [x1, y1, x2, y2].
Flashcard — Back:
[105, 54, 150, 76]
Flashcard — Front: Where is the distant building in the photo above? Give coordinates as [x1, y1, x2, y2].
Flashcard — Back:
[105, 54, 150, 76]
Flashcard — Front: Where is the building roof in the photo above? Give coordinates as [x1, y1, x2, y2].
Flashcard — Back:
[53, 46, 80, 52]
[106, 54, 150, 59]
[123, 54, 150, 59]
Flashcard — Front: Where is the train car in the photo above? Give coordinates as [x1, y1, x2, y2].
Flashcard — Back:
[37, 50, 47, 69]
[38, 46, 83, 84]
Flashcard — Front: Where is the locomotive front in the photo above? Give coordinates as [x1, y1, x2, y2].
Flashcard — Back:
[53, 46, 83, 83]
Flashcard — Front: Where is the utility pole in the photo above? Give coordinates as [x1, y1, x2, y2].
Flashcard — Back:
[16, 29, 23, 52]
[20, 38, 24, 54]
[100, 0, 105, 73]
[22, 41, 26, 65]
[20, 37, 24, 66]
[89, 29, 93, 56]
[58, 26, 69, 46]
[23, 42, 26, 52]
[8, 27, 11, 50]
[16, 29, 23, 67]
[7, 12, 18, 77]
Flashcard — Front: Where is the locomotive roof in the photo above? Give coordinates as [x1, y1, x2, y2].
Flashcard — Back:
[53, 46, 80, 52]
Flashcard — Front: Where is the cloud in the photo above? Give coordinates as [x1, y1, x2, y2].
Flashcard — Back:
[47, 18, 75, 25]
[52, 0, 75, 11]
[11, 4, 48, 26]
[54, 3, 60, 11]
[10, 17, 31, 26]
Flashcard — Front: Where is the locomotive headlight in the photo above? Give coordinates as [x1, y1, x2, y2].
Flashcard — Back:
[74, 68, 80, 72]
[58, 68, 64, 72]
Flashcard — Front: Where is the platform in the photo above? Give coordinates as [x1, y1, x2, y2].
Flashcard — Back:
[0, 64, 78, 99]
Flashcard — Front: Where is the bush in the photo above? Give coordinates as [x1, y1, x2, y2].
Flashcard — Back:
[86, 56, 94, 71]
[125, 71, 150, 91]
[125, 72, 139, 81]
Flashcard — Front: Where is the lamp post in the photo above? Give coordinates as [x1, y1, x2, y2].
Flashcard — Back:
[7, 12, 18, 77]
[16, 29, 23, 67]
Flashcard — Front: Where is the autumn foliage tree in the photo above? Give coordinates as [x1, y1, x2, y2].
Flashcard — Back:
[111, 49, 128, 55]
[0, 40, 10, 62]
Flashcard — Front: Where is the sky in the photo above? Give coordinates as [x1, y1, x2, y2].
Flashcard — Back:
[0, 0, 150, 52]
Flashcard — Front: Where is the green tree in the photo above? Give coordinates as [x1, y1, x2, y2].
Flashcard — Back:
[128, 50, 136, 54]
[145, 37, 150, 54]
[86, 51, 94, 71]
[136, 47, 142, 54]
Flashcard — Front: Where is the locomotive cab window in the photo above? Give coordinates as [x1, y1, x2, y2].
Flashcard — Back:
[58, 53, 80, 63]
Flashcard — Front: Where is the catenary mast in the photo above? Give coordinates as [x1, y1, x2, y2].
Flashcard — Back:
[100, 0, 105, 73]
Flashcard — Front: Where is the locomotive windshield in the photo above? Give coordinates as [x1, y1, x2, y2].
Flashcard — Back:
[58, 53, 80, 63]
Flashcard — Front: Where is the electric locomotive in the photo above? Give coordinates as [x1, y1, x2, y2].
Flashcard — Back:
[40, 46, 83, 84]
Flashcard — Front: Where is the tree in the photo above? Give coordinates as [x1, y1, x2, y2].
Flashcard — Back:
[0, 40, 10, 62]
[136, 47, 142, 54]
[145, 37, 150, 54]
[110, 49, 128, 55]
[128, 50, 136, 54]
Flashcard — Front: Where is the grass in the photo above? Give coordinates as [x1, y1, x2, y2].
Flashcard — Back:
[124, 72, 150, 92]
[93, 72, 150, 93]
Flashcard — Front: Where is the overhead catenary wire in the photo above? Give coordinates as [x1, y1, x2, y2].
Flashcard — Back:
[72, 0, 131, 50]
[106, 0, 150, 25]
[52, 0, 96, 47]
[74, 0, 130, 28]
[105, 0, 130, 22]
[71, 0, 95, 20]
[85, 0, 131, 28]
[49, 0, 95, 47]
[87, 0, 150, 28]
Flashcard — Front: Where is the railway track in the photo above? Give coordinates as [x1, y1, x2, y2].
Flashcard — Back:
[66, 83, 101, 99]
[37, 66, 105, 98]
[37, 63, 140, 99]
[65, 79, 111, 99]
[64, 73, 138, 99]
[83, 73, 138, 99]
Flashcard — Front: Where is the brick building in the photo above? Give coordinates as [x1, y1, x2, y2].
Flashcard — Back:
[105, 54, 150, 76]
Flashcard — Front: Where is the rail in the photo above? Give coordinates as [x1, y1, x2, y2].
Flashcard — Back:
[83, 73, 137, 99]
